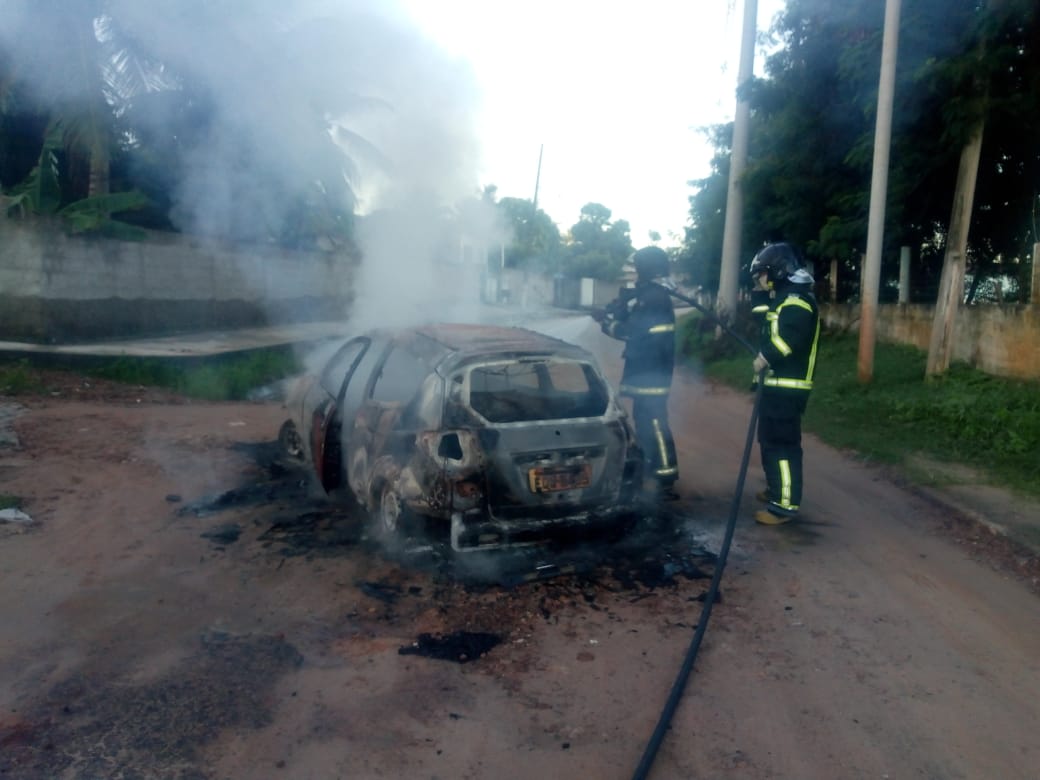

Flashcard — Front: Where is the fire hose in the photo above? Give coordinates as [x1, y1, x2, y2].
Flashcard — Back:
[600, 283, 764, 780]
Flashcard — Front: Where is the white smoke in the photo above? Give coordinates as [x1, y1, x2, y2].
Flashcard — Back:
[1, 0, 514, 334]
[101, 1, 482, 228]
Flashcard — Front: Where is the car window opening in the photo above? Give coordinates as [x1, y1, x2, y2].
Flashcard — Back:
[320, 338, 368, 397]
[468, 361, 609, 423]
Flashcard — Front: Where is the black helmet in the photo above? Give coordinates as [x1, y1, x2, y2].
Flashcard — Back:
[750, 243, 810, 285]
[632, 246, 670, 280]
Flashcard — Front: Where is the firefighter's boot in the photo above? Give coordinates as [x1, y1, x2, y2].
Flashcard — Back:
[754, 509, 794, 526]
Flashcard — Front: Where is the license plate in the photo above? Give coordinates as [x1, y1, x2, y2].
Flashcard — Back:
[528, 464, 592, 493]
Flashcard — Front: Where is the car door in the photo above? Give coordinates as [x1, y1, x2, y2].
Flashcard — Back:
[307, 337, 370, 492]
[346, 343, 430, 502]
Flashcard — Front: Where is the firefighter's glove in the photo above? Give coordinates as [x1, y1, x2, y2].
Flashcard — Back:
[753, 352, 770, 374]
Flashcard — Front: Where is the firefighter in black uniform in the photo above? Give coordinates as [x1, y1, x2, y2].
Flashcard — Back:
[595, 246, 679, 500]
[748, 243, 820, 524]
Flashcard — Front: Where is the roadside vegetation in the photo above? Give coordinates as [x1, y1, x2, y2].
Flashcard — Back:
[0, 348, 300, 402]
[0, 361, 42, 395]
[89, 349, 301, 401]
[678, 313, 1040, 499]
[679, 1, 1039, 305]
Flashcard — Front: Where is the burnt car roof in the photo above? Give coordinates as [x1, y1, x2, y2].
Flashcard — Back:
[375, 323, 593, 363]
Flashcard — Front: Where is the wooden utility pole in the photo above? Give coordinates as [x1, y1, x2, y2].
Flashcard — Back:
[857, 0, 901, 383]
[716, 0, 757, 323]
[925, 125, 985, 376]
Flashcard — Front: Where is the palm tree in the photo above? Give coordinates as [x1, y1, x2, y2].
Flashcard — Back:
[3, 0, 386, 245]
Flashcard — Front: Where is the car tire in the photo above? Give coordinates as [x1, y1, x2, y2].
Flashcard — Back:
[375, 482, 406, 544]
[372, 482, 433, 552]
[278, 420, 303, 459]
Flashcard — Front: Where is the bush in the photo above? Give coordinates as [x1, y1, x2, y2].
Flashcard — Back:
[89, 348, 302, 401]
[683, 327, 1040, 496]
[0, 360, 41, 395]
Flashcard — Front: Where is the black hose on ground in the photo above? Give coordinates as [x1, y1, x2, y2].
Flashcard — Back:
[627, 284, 764, 780]
[630, 375, 765, 780]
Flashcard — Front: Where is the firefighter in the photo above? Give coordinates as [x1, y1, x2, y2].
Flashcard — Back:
[748, 242, 820, 525]
[596, 246, 679, 500]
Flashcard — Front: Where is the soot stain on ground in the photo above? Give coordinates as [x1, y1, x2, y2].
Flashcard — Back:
[399, 631, 502, 663]
[188, 439, 719, 595]
[1, 632, 302, 780]
[257, 509, 363, 557]
[177, 441, 311, 519]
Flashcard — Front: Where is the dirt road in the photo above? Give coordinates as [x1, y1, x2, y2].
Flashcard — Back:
[1, 317, 1038, 779]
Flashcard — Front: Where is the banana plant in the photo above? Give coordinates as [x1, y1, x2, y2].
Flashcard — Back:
[3, 120, 63, 217]
[4, 119, 147, 237]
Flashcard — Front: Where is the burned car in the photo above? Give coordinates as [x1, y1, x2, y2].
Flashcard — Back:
[280, 323, 643, 550]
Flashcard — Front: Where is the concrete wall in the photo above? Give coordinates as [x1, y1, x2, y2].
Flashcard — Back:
[0, 223, 355, 343]
[821, 302, 1040, 380]
[498, 268, 556, 308]
[550, 276, 622, 309]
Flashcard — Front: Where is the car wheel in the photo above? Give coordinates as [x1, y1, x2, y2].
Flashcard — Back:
[377, 483, 403, 541]
[278, 420, 303, 459]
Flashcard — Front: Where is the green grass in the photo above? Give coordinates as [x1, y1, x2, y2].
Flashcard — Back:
[678, 313, 1040, 498]
[0, 360, 42, 395]
[88, 348, 302, 401]
[0, 348, 301, 402]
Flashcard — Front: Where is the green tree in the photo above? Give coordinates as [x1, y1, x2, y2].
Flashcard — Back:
[682, 0, 1040, 303]
[0, 0, 169, 233]
[1, 0, 379, 247]
[680, 126, 735, 290]
[496, 196, 561, 270]
[110, 2, 374, 247]
[561, 202, 633, 280]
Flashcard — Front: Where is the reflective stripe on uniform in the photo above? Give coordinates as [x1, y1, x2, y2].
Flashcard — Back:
[778, 459, 793, 509]
[806, 316, 820, 385]
[751, 304, 770, 314]
[620, 384, 670, 395]
[780, 295, 815, 314]
[652, 418, 674, 475]
[766, 311, 792, 356]
[768, 295, 817, 356]
[764, 377, 813, 390]
[648, 323, 675, 334]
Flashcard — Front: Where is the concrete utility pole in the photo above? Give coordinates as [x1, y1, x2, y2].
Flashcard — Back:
[898, 246, 911, 304]
[1032, 242, 1040, 304]
[925, 0, 1000, 377]
[716, 0, 758, 323]
[858, 0, 902, 383]
[925, 126, 985, 376]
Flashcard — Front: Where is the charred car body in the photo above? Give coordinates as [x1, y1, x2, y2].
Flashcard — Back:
[281, 323, 644, 551]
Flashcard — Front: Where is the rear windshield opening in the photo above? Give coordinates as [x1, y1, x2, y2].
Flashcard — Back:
[467, 360, 609, 423]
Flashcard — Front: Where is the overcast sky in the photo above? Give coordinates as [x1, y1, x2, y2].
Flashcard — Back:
[398, 0, 786, 247]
